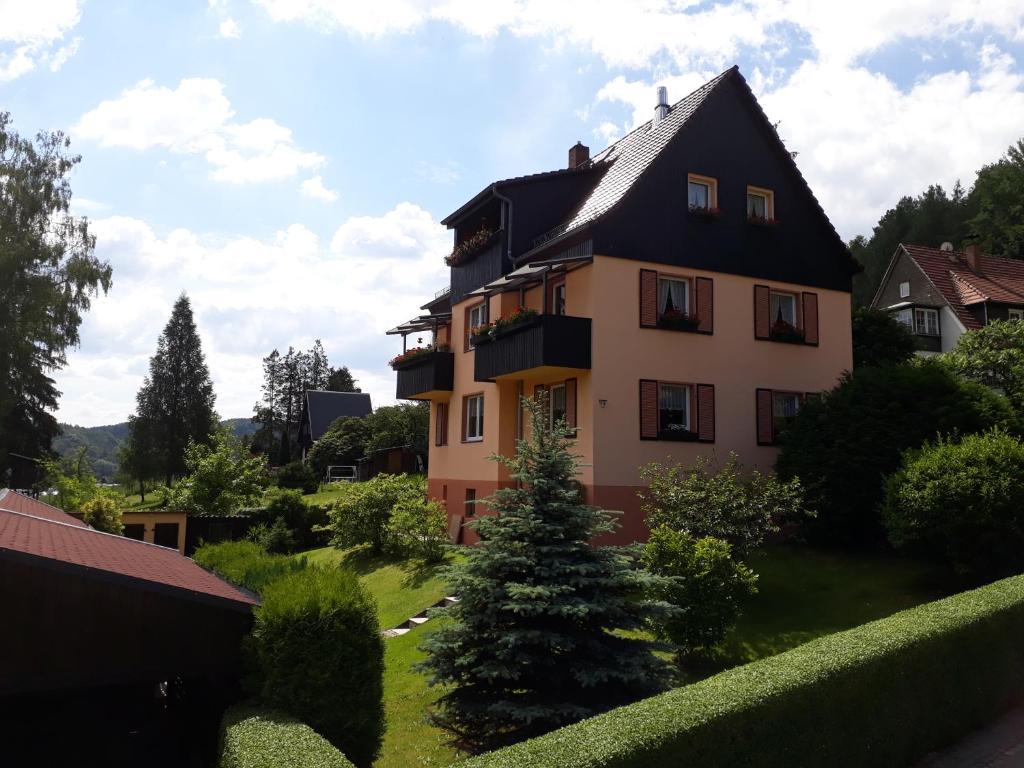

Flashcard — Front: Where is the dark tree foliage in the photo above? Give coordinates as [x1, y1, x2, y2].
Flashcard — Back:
[0, 113, 111, 481]
[850, 183, 971, 307]
[307, 416, 370, 477]
[130, 294, 218, 486]
[966, 139, 1024, 259]
[326, 365, 360, 392]
[117, 414, 160, 500]
[364, 403, 429, 465]
[851, 307, 917, 368]
[418, 397, 668, 751]
[776, 362, 1015, 546]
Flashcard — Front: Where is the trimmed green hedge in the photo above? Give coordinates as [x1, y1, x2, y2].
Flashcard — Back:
[218, 705, 355, 768]
[462, 573, 1024, 768]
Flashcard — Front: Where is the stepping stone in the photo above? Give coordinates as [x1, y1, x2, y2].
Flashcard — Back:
[407, 615, 430, 626]
[443, 596, 460, 605]
[381, 627, 410, 637]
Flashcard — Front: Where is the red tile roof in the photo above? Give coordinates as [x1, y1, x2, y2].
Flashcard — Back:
[899, 244, 1024, 331]
[0, 490, 257, 609]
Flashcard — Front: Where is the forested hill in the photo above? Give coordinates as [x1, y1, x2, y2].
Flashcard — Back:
[53, 418, 258, 480]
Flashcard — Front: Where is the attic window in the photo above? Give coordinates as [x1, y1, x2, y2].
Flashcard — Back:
[899, 281, 910, 299]
[687, 173, 718, 213]
[746, 186, 775, 223]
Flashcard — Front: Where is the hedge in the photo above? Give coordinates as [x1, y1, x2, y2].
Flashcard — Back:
[462, 573, 1024, 768]
[218, 705, 355, 768]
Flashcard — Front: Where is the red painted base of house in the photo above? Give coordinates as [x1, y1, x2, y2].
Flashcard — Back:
[428, 478, 651, 546]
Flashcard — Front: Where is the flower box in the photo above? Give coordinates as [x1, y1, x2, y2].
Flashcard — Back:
[748, 215, 779, 227]
[445, 228, 499, 267]
[688, 205, 722, 219]
[658, 427, 700, 442]
[769, 321, 805, 344]
[471, 307, 540, 346]
[389, 344, 451, 370]
[657, 309, 701, 332]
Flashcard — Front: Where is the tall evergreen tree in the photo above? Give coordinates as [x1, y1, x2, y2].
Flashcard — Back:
[118, 414, 160, 500]
[308, 339, 330, 390]
[418, 396, 668, 751]
[0, 112, 111, 480]
[966, 138, 1024, 259]
[132, 294, 217, 485]
[251, 349, 283, 455]
[326, 365, 360, 392]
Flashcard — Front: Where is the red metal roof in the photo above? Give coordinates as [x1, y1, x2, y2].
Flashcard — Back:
[897, 244, 1024, 331]
[0, 490, 256, 608]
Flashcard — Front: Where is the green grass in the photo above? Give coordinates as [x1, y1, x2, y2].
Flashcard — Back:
[301, 485, 354, 507]
[116, 491, 165, 511]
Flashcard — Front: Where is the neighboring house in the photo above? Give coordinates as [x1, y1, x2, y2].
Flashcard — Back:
[872, 243, 1024, 354]
[296, 389, 373, 459]
[66, 506, 189, 553]
[388, 66, 857, 544]
[0, 488, 255, 698]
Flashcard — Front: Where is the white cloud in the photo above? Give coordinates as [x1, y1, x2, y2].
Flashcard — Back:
[74, 78, 326, 184]
[48, 35, 80, 71]
[54, 203, 451, 425]
[219, 17, 242, 38]
[0, 0, 82, 81]
[301, 174, 339, 202]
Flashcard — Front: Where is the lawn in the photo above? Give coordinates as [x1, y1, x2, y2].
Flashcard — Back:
[301, 484, 353, 507]
[297, 541, 950, 766]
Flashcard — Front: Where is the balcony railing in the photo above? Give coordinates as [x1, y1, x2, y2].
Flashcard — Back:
[474, 314, 591, 381]
[394, 351, 454, 400]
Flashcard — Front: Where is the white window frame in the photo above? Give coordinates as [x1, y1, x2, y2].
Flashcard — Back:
[899, 281, 911, 299]
[550, 383, 567, 428]
[1009, 308, 1024, 321]
[687, 180, 710, 210]
[914, 307, 939, 336]
[467, 302, 487, 349]
[657, 382, 690, 435]
[896, 308, 913, 329]
[770, 290, 797, 326]
[747, 191, 768, 218]
[657, 276, 690, 317]
[465, 394, 484, 441]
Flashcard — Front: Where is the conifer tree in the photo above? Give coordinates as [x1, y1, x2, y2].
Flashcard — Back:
[418, 396, 668, 751]
[131, 294, 217, 485]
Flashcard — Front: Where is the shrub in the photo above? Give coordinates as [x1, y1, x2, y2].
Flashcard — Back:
[255, 488, 329, 551]
[248, 517, 297, 555]
[169, 430, 267, 515]
[639, 453, 804, 558]
[777, 361, 1015, 545]
[851, 307, 916, 368]
[247, 568, 385, 767]
[326, 473, 426, 554]
[642, 527, 757, 657]
[276, 461, 319, 494]
[387, 495, 448, 562]
[307, 416, 369, 479]
[943, 319, 1024, 412]
[462, 573, 1024, 768]
[81, 494, 124, 535]
[218, 705, 355, 768]
[193, 540, 306, 593]
[883, 430, 1024, 576]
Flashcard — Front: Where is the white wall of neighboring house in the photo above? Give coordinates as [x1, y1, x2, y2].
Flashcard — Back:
[941, 306, 966, 353]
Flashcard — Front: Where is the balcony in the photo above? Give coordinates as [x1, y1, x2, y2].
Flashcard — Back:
[474, 314, 591, 381]
[394, 351, 454, 400]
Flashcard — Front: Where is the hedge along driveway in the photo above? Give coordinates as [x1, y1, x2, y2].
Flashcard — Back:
[462, 574, 1024, 768]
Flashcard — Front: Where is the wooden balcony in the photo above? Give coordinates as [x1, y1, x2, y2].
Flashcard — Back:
[474, 314, 591, 381]
[394, 351, 454, 400]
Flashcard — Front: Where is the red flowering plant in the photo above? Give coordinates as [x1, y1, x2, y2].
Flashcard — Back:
[389, 343, 451, 369]
[688, 204, 722, 218]
[657, 308, 701, 331]
[445, 228, 498, 267]
[493, 305, 538, 333]
[469, 321, 496, 344]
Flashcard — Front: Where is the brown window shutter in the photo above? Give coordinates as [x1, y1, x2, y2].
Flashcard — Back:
[756, 388, 774, 445]
[565, 378, 577, 435]
[640, 269, 658, 327]
[435, 403, 443, 447]
[695, 277, 714, 333]
[639, 379, 659, 439]
[460, 396, 468, 441]
[696, 384, 715, 442]
[802, 292, 819, 345]
[754, 284, 771, 339]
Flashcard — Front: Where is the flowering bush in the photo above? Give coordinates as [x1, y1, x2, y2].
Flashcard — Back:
[445, 228, 497, 267]
[472, 307, 539, 344]
[388, 344, 450, 369]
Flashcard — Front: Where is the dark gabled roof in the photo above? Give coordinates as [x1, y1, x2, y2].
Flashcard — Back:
[301, 390, 373, 442]
[0, 489, 257, 611]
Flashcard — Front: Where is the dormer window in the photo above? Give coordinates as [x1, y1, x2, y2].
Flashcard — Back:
[687, 173, 718, 212]
[746, 186, 775, 223]
[899, 281, 910, 299]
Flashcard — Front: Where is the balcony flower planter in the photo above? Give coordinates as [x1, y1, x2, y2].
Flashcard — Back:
[769, 321, 805, 344]
[389, 344, 451, 370]
[657, 309, 701, 332]
[688, 205, 722, 220]
[748, 215, 779, 227]
[471, 308, 540, 346]
[658, 427, 699, 442]
[445, 228, 499, 267]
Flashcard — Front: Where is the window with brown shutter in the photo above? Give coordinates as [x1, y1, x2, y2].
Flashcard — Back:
[435, 402, 448, 447]
[639, 379, 713, 441]
[639, 269, 658, 327]
[757, 388, 805, 445]
[802, 292, 819, 345]
[639, 379, 659, 439]
[695, 276, 714, 334]
[754, 284, 771, 339]
[696, 384, 715, 442]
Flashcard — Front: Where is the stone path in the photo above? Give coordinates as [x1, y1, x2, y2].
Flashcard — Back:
[381, 595, 459, 638]
[916, 705, 1024, 767]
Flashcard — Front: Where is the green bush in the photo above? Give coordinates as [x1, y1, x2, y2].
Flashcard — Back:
[254, 488, 329, 551]
[81, 494, 124, 535]
[193, 540, 306, 593]
[248, 517, 297, 555]
[387, 495, 447, 562]
[777, 361, 1015, 544]
[883, 430, 1024, 576]
[461, 573, 1024, 768]
[247, 567, 385, 767]
[169, 430, 267, 515]
[852, 307, 916, 368]
[277, 461, 319, 494]
[640, 453, 804, 558]
[326, 473, 426, 554]
[642, 527, 757, 657]
[218, 705, 355, 768]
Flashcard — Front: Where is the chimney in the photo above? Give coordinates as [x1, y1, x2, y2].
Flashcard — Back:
[568, 141, 589, 169]
[963, 243, 983, 272]
[653, 86, 669, 127]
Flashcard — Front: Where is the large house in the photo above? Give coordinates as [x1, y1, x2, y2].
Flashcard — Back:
[388, 67, 857, 544]
[872, 242, 1024, 353]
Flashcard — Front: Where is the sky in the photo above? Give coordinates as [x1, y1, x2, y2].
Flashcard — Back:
[3, 0, 1024, 427]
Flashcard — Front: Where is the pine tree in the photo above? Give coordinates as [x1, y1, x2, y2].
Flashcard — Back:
[133, 294, 217, 485]
[418, 396, 668, 751]
[326, 365, 360, 392]
[252, 349, 283, 455]
[308, 339, 330, 390]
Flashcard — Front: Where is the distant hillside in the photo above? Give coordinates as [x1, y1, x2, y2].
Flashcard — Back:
[54, 418, 258, 480]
